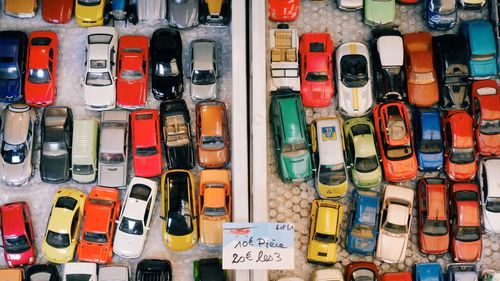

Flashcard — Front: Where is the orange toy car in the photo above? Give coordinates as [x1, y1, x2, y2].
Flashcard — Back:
[195, 101, 230, 168]
[77, 186, 121, 264]
[403, 32, 439, 107]
[198, 169, 231, 246]
[471, 79, 500, 156]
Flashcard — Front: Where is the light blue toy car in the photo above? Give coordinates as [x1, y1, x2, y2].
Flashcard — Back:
[460, 20, 498, 78]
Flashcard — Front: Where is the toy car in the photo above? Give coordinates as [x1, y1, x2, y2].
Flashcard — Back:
[0, 31, 27, 103]
[471, 80, 500, 156]
[98, 110, 129, 187]
[0, 104, 37, 186]
[403, 32, 439, 107]
[442, 110, 476, 182]
[364, 0, 395, 26]
[458, 0, 486, 9]
[0, 202, 35, 267]
[190, 39, 218, 101]
[41, 0, 74, 23]
[482, 270, 500, 281]
[136, 259, 172, 281]
[337, 0, 362, 10]
[72, 119, 98, 183]
[343, 117, 382, 188]
[40, 106, 73, 183]
[345, 262, 379, 281]
[26, 264, 60, 281]
[414, 263, 445, 281]
[151, 28, 184, 100]
[196, 101, 231, 168]
[423, 0, 456, 30]
[447, 264, 478, 281]
[75, 0, 106, 26]
[41, 188, 86, 264]
[335, 42, 373, 116]
[268, 0, 300, 22]
[450, 182, 482, 262]
[312, 269, 343, 281]
[193, 258, 225, 281]
[373, 102, 418, 182]
[160, 99, 195, 170]
[299, 33, 334, 107]
[116, 36, 149, 109]
[460, 20, 497, 79]
[269, 24, 300, 91]
[168, 0, 199, 28]
[113, 177, 157, 258]
[0, 269, 23, 281]
[77, 187, 121, 263]
[131, 109, 162, 178]
[417, 178, 449, 255]
[276, 278, 304, 281]
[371, 29, 405, 101]
[99, 266, 129, 281]
[64, 263, 97, 281]
[381, 272, 411, 281]
[413, 108, 443, 171]
[346, 189, 379, 255]
[25, 31, 58, 107]
[432, 34, 470, 110]
[479, 157, 500, 234]
[84, 27, 118, 111]
[199, 0, 231, 26]
[4, 0, 37, 18]
[136, 0, 167, 24]
[307, 199, 344, 264]
[199, 169, 231, 246]
[375, 185, 414, 263]
[270, 90, 312, 182]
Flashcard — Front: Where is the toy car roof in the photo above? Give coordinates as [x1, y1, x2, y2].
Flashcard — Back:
[355, 190, 378, 226]
[315, 201, 341, 235]
[377, 36, 403, 67]
[386, 203, 408, 226]
[384, 184, 414, 204]
[464, 20, 496, 55]
[3, 104, 32, 145]
[433, 35, 468, 69]
[484, 158, 500, 197]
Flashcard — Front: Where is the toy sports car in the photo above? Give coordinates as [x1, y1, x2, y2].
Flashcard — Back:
[0, 31, 27, 103]
[471, 80, 500, 156]
[268, 0, 300, 22]
[42, 0, 73, 23]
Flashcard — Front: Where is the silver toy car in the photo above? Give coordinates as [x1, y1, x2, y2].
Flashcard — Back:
[189, 39, 218, 101]
[168, 0, 199, 29]
[98, 266, 129, 281]
[136, 0, 167, 24]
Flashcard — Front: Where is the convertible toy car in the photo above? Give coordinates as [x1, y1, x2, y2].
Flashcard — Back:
[0, 269, 23, 281]
[25, 31, 58, 107]
[413, 108, 443, 171]
[471, 80, 500, 156]
[75, 0, 106, 26]
[64, 263, 97, 281]
[199, 0, 231, 26]
[116, 36, 149, 109]
[199, 169, 231, 246]
[417, 178, 449, 255]
[479, 157, 500, 234]
[299, 33, 334, 107]
[423, 0, 456, 30]
[4, 0, 37, 18]
[161, 170, 198, 251]
[364, 0, 395, 26]
[190, 39, 218, 101]
[268, 0, 300, 22]
[414, 263, 445, 281]
[42, 0, 73, 23]
[442, 110, 476, 182]
[160, 99, 195, 170]
[375, 185, 414, 263]
[41, 188, 86, 264]
[450, 182, 482, 262]
[269, 24, 300, 91]
[136, 259, 172, 281]
[194, 258, 225, 281]
[40, 106, 73, 183]
[168, 0, 199, 28]
[0, 104, 37, 186]
[99, 266, 129, 281]
[77, 187, 121, 264]
[346, 189, 379, 255]
[447, 264, 478, 281]
[151, 28, 184, 100]
[335, 42, 373, 116]
[460, 20, 497, 78]
[72, 119, 98, 184]
[345, 262, 379, 281]
[343, 117, 382, 188]
[26, 264, 60, 281]
[136, 0, 167, 24]
[0, 31, 27, 103]
[270, 90, 312, 182]
[312, 269, 343, 281]
[307, 199, 344, 264]
[0, 202, 36, 267]
[373, 102, 418, 182]
[381, 272, 411, 281]
[113, 177, 157, 258]
[432, 34, 470, 110]
[131, 109, 163, 178]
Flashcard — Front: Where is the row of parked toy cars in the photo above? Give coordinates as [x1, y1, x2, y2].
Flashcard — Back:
[4, 0, 231, 27]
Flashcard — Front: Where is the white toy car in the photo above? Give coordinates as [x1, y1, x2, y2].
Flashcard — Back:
[335, 42, 373, 117]
[479, 157, 500, 234]
[84, 27, 118, 111]
[136, 0, 167, 24]
[190, 39, 218, 101]
[482, 270, 500, 281]
[276, 278, 304, 281]
[269, 24, 300, 91]
[375, 184, 414, 263]
[98, 266, 129, 281]
[113, 177, 157, 258]
[337, 0, 363, 10]
[63, 263, 97, 281]
[312, 269, 344, 281]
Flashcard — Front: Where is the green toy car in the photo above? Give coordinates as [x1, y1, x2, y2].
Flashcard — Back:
[364, 0, 395, 26]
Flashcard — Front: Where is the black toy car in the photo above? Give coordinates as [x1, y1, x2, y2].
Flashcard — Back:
[150, 28, 184, 100]
[40, 106, 73, 183]
[194, 258, 226, 281]
[0, 31, 27, 103]
[199, 0, 231, 26]
[432, 34, 470, 110]
[136, 259, 172, 281]
[26, 264, 61, 281]
[160, 99, 195, 169]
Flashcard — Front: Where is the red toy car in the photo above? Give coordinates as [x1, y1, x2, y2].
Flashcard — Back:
[471, 79, 500, 156]
[373, 102, 418, 182]
[381, 272, 412, 281]
[268, 0, 300, 22]
[345, 262, 380, 281]
[0, 202, 36, 267]
[41, 0, 74, 24]
[77, 186, 121, 264]
[450, 182, 482, 262]
[299, 33, 334, 107]
[24, 31, 58, 107]
[131, 109, 163, 177]
[417, 177, 449, 255]
[442, 110, 477, 181]
[117, 36, 149, 109]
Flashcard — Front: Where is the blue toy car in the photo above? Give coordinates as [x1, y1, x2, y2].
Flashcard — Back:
[414, 263, 445, 281]
[424, 0, 457, 31]
[460, 20, 498, 78]
[0, 31, 27, 103]
[346, 189, 379, 255]
[447, 263, 478, 281]
[413, 108, 443, 171]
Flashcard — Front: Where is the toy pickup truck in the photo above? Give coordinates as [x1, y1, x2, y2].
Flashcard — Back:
[269, 24, 300, 91]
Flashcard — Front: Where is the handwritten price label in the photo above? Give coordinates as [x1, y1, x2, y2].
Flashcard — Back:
[222, 223, 294, 270]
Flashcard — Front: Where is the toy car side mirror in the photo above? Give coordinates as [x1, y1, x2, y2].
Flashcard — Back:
[115, 220, 120, 224]
[159, 215, 166, 221]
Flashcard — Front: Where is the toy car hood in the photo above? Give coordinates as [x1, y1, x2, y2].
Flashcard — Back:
[113, 228, 146, 258]
[314, 269, 343, 281]
[191, 83, 217, 100]
[0, 78, 22, 101]
[168, 0, 199, 28]
[0, 153, 32, 186]
[98, 266, 129, 281]
[415, 263, 444, 281]
[377, 231, 407, 262]
[137, 0, 167, 23]
[42, 0, 74, 23]
[200, 216, 224, 245]
[377, 36, 403, 67]
[84, 83, 115, 109]
[64, 263, 97, 279]
[384, 185, 414, 204]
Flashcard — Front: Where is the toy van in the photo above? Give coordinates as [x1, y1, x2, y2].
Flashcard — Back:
[72, 119, 98, 183]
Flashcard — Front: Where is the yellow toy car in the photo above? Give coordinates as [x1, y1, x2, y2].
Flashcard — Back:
[41, 188, 86, 264]
[75, 0, 106, 27]
[307, 199, 344, 264]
